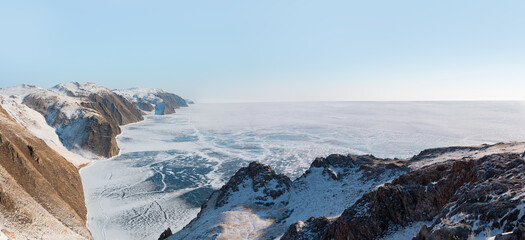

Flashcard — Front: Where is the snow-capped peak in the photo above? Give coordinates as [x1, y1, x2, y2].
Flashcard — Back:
[52, 82, 112, 97]
[0, 84, 51, 102]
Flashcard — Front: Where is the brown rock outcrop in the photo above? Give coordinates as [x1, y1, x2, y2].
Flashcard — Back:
[20, 82, 145, 158]
[0, 105, 92, 239]
[153, 91, 188, 114]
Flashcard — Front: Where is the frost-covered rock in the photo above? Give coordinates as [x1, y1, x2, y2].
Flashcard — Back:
[0, 96, 89, 167]
[285, 149, 525, 240]
[167, 142, 525, 240]
[52, 82, 144, 125]
[114, 88, 188, 115]
[170, 154, 407, 240]
[0, 82, 144, 158]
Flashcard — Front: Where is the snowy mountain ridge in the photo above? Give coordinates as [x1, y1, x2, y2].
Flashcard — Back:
[0, 82, 189, 159]
[167, 142, 525, 240]
[0, 95, 90, 167]
[114, 87, 188, 115]
[52, 82, 113, 97]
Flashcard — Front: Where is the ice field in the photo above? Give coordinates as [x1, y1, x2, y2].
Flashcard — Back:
[81, 101, 525, 239]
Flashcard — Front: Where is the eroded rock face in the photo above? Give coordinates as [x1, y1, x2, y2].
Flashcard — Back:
[215, 161, 292, 208]
[169, 142, 525, 240]
[114, 88, 188, 115]
[172, 154, 407, 240]
[283, 217, 332, 240]
[283, 153, 525, 240]
[18, 82, 145, 158]
[0, 105, 92, 239]
[153, 91, 188, 114]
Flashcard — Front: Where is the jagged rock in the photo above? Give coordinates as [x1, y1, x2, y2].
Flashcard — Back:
[282, 153, 525, 240]
[282, 217, 332, 240]
[494, 223, 525, 240]
[173, 154, 408, 239]
[305, 154, 406, 181]
[215, 161, 292, 208]
[171, 142, 525, 240]
[158, 227, 173, 240]
[414, 223, 472, 240]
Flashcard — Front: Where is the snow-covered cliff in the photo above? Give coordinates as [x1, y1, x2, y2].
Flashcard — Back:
[114, 88, 188, 115]
[0, 83, 145, 158]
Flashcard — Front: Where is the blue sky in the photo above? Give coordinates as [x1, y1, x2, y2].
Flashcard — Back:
[1, 1, 524, 102]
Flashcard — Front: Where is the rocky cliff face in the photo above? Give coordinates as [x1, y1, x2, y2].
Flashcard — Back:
[114, 88, 188, 115]
[0, 83, 145, 158]
[53, 82, 144, 125]
[282, 145, 525, 240]
[168, 142, 525, 240]
[0, 105, 91, 239]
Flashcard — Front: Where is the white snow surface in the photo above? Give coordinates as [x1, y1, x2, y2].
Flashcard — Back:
[379, 221, 432, 240]
[52, 82, 113, 97]
[114, 88, 167, 99]
[174, 165, 403, 240]
[409, 142, 525, 169]
[114, 88, 168, 103]
[81, 101, 525, 240]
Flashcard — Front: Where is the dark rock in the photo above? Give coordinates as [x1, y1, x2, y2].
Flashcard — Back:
[283, 153, 525, 240]
[215, 161, 292, 208]
[158, 227, 173, 240]
[281, 217, 332, 240]
[414, 223, 472, 240]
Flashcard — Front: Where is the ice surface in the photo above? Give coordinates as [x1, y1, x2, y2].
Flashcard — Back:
[81, 101, 525, 240]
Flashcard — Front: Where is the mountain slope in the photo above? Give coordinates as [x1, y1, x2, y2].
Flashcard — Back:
[171, 154, 407, 239]
[53, 82, 144, 125]
[284, 152, 525, 240]
[0, 83, 144, 158]
[0, 96, 89, 167]
[169, 142, 525, 240]
[0, 104, 91, 239]
[114, 88, 188, 115]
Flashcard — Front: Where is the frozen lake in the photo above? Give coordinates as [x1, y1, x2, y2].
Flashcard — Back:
[81, 101, 525, 240]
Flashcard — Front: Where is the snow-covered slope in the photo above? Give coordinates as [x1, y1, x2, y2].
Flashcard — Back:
[0, 82, 145, 158]
[52, 82, 113, 97]
[0, 96, 90, 167]
[171, 155, 407, 239]
[168, 142, 525, 240]
[115, 88, 188, 115]
[0, 84, 103, 159]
